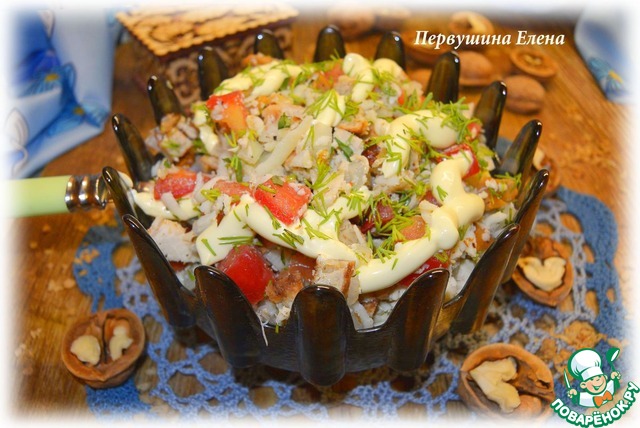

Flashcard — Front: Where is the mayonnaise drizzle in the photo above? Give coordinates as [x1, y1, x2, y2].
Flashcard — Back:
[381, 110, 458, 178]
[215, 60, 302, 98]
[357, 154, 484, 293]
[135, 152, 483, 294]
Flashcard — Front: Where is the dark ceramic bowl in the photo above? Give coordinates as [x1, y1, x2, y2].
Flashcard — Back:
[104, 27, 548, 386]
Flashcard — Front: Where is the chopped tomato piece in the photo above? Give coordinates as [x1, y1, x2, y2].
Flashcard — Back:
[422, 189, 441, 206]
[360, 200, 395, 233]
[440, 143, 480, 178]
[398, 216, 426, 241]
[205, 90, 248, 133]
[253, 178, 312, 225]
[313, 62, 344, 90]
[396, 255, 450, 288]
[467, 121, 482, 140]
[153, 169, 197, 200]
[397, 89, 405, 106]
[398, 89, 425, 110]
[213, 180, 251, 199]
[217, 245, 274, 305]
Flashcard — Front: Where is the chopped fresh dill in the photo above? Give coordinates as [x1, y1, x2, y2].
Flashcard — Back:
[305, 89, 343, 118]
[434, 251, 450, 264]
[392, 258, 399, 270]
[436, 185, 448, 201]
[494, 172, 522, 190]
[201, 238, 217, 256]
[224, 155, 243, 182]
[346, 190, 370, 214]
[310, 160, 339, 192]
[201, 188, 222, 203]
[278, 114, 292, 129]
[342, 98, 360, 122]
[301, 218, 331, 240]
[274, 230, 304, 249]
[218, 235, 254, 246]
[458, 224, 470, 240]
[257, 183, 277, 194]
[191, 138, 207, 154]
[335, 138, 354, 161]
[262, 207, 282, 230]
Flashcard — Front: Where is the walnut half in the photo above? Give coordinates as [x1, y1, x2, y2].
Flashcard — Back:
[61, 308, 145, 389]
[459, 343, 555, 419]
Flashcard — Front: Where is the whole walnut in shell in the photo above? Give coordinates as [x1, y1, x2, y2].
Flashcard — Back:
[458, 51, 496, 87]
[504, 75, 545, 114]
[459, 343, 555, 418]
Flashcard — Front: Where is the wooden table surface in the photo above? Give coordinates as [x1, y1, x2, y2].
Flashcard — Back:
[9, 10, 632, 419]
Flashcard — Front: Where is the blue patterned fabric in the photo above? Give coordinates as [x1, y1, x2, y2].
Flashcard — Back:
[72, 187, 627, 420]
[7, 10, 120, 178]
[574, 6, 631, 103]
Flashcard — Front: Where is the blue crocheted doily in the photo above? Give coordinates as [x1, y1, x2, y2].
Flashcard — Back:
[72, 187, 628, 420]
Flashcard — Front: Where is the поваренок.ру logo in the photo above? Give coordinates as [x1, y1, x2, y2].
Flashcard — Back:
[551, 347, 638, 426]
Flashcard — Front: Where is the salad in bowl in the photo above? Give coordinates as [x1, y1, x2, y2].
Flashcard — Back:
[131, 52, 519, 329]
[105, 28, 547, 385]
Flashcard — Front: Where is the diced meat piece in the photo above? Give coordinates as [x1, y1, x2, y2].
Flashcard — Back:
[312, 257, 358, 305]
[359, 295, 379, 317]
[266, 264, 314, 303]
[338, 118, 370, 136]
[265, 252, 316, 303]
[362, 143, 381, 167]
[147, 217, 199, 263]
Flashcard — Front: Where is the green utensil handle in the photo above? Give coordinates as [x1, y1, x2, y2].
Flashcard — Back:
[6, 174, 108, 217]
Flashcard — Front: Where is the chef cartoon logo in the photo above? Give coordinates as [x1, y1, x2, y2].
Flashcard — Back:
[551, 346, 639, 427]
[565, 348, 621, 408]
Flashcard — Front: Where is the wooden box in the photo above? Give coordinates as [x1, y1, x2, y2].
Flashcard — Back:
[117, 4, 298, 107]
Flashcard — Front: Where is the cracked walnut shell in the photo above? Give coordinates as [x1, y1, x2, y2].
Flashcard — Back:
[61, 308, 145, 389]
[532, 148, 561, 195]
[510, 47, 558, 82]
[512, 235, 573, 306]
[459, 343, 555, 418]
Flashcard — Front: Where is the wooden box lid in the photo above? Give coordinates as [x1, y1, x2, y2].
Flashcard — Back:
[117, 4, 298, 59]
